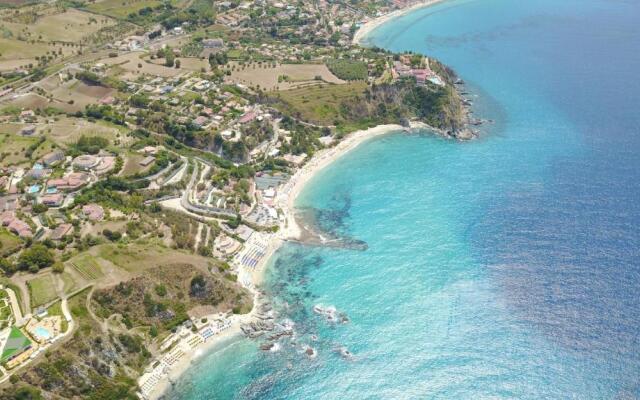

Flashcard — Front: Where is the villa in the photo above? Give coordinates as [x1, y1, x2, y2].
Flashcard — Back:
[72, 155, 100, 170]
[1, 212, 32, 238]
[40, 193, 64, 207]
[47, 172, 90, 192]
[26, 316, 61, 344]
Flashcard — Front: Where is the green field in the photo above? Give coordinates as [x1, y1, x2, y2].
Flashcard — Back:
[47, 301, 68, 333]
[60, 271, 82, 294]
[97, 243, 170, 272]
[0, 134, 39, 167]
[276, 82, 367, 125]
[0, 327, 31, 363]
[69, 254, 104, 280]
[27, 274, 58, 308]
[326, 59, 368, 81]
[0, 229, 22, 257]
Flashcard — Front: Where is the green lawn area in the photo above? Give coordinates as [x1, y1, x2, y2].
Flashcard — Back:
[275, 82, 368, 126]
[27, 274, 58, 308]
[68, 288, 95, 335]
[96, 243, 170, 272]
[68, 253, 104, 281]
[0, 327, 31, 363]
[60, 271, 82, 294]
[0, 228, 22, 257]
[47, 301, 68, 333]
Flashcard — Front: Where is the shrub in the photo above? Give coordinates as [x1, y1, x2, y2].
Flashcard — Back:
[18, 244, 55, 272]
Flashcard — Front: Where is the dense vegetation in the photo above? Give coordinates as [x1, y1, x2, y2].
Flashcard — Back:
[93, 263, 252, 332]
[326, 58, 368, 80]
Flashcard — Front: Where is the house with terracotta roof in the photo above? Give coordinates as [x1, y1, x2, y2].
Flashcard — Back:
[40, 193, 64, 207]
[47, 172, 90, 192]
[0, 195, 18, 212]
[238, 111, 256, 124]
[1, 212, 32, 238]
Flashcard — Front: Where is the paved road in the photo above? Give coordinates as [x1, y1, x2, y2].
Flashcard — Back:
[5, 288, 23, 322]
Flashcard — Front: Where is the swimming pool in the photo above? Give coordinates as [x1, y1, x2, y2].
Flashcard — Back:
[27, 185, 41, 194]
[34, 327, 51, 340]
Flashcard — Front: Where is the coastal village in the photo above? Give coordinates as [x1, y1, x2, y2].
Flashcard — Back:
[0, 0, 477, 398]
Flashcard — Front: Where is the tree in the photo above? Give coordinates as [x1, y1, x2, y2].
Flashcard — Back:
[32, 203, 48, 214]
[0, 258, 16, 275]
[9, 385, 43, 400]
[18, 244, 55, 272]
[52, 262, 65, 274]
[164, 46, 175, 67]
[102, 229, 121, 242]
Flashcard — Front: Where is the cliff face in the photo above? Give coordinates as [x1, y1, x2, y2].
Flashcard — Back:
[339, 78, 469, 136]
[264, 61, 471, 139]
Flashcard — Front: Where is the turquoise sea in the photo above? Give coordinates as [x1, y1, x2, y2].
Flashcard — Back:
[172, 0, 640, 398]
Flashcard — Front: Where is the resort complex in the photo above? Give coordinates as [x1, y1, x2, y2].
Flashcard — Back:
[0, 0, 476, 398]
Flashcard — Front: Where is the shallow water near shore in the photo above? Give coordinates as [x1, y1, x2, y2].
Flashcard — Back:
[171, 0, 640, 398]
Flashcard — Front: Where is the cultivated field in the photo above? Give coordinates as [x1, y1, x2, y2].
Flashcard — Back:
[99, 52, 185, 78]
[2, 93, 50, 110]
[69, 253, 104, 281]
[85, 0, 165, 19]
[0, 8, 115, 71]
[228, 62, 345, 91]
[0, 118, 127, 151]
[49, 79, 115, 111]
[2, 9, 116, 43]
[0, 131, 54, 167]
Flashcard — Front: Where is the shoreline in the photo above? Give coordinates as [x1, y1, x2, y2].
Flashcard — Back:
[352, 0, 449, 45]
[143, 123, 417, 399]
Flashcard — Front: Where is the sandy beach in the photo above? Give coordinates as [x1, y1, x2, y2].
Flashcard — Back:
[278, 124, 412, 242]
[144, 123, 410, 399]
[353, 0, 448, 45]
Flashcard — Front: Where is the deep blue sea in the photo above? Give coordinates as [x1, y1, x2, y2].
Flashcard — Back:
[172, 0, 640, 398]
